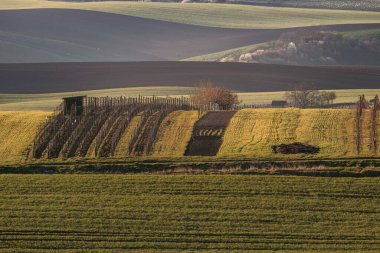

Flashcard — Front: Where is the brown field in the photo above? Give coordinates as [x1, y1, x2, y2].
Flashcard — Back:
[0, 8, 379, 63]
[1, 61, 379, 93]
[0, 8, 280, 63]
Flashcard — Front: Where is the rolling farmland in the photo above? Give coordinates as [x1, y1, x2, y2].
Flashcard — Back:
[153, 110, 199, 157]
[1, 174, 380, 252]
[185, 27, 380, 63]
[1, 62, 379, 94]
[0, 8, 284, 63]
[1, 1, 380, 29]
[1, 88, 380, 111]
[1, 105, 380, 163]
[0, 0, 379, 251]
[0, 111, 50, 164]
[223, 0, 380, 11]
[218, 108, 377, 158]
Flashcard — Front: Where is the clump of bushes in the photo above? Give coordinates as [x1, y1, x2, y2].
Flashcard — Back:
[272, 142, 320, 154]
[285, 86, 336, 108]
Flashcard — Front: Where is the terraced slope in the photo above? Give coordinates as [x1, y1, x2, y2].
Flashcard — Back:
[219, 108, 378, 158]
[1, 174, 380, 252]
[0, 111, 50, 163]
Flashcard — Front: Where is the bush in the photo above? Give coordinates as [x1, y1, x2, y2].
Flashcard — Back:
[191, 81, 239, 110]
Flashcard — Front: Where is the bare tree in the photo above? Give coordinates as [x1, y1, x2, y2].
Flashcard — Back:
[191, 81, 239, 110]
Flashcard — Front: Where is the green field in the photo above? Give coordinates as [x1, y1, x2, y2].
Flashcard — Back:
[227, 0, 380, 11]
[1, 0, 380, 29]
[1, 87, 378, 111]
[1, 174, 379, 252]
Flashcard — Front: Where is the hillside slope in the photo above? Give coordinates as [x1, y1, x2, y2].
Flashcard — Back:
[1, 8, 378, 63]
[219, 108, 378, 158]
[1, 1, 380, 29]
[1, 62, 379, 93]
[0, 111, 50, 164]
[0, 9, 281, 63]
[1, 108, 379, 163]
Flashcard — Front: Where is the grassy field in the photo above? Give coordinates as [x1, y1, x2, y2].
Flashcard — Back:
[342, 28, 380, 39]
[1, 0, 380, 29]
[219, 108, 378, 158]
[1, 88, 379, 111]
[0, 111, 50, 164]
[115, 114, 143, 157]
[228, 0, 380, 11]
[153, 110, 199, 157]
[1, 174, 380, 252]
[0, 87, 194, 111]
[0, 106, 379, 162]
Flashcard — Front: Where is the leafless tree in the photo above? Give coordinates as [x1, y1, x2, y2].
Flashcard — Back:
[191, 81, 239, 110]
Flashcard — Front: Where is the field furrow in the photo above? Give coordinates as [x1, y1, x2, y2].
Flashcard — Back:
[0, 175, 379, 252]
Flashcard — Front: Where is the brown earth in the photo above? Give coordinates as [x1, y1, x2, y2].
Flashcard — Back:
[0, 8, 277, 63]
[1, 9, 379, 63]
[185, 111, 237, 156]
[0, 61, 379, 93]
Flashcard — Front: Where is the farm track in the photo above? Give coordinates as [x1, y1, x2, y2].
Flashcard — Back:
[1, 174, 380, 251]
[1, 62, 380, 93]
[186, 111, 236, 156]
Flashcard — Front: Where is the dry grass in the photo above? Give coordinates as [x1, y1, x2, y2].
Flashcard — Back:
[114, 114, 142, 157]
[219, 108, 377, 158]
[153, 110, 199, 157]
[0, 111, 50, 163]
[360, 109, 373, 155]
[0, 108, 378, 162]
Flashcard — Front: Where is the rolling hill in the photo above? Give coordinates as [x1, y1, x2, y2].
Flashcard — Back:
[0, 8, 285, 63]
[185, 27, 380, 65]
[0, 62, 379, 94]
[1, 1, 380, 29]
[1, 107, 379, 163]
[1, 8, 378, 63]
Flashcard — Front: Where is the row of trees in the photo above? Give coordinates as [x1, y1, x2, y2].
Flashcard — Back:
[191, 81, 337, 109]
[285, 87, 337, 108]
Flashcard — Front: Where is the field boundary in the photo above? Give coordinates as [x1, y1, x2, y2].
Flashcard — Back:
[2, 157, 380, 176]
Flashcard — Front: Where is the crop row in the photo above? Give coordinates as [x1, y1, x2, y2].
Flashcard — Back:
[1, 175, 380, 252]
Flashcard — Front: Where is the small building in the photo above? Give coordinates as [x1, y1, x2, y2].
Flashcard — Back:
[272, 100, 287, 108]
[63, 96, 86, 116]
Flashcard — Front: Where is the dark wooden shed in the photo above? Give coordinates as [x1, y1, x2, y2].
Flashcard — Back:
[272, 100, 287, 108]
[63, 96, 86, 116]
